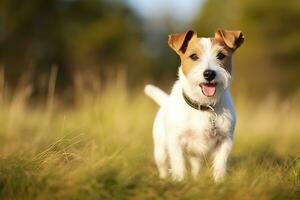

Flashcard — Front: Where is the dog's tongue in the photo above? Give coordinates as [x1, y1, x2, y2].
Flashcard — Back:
[201, 84, 216, 97]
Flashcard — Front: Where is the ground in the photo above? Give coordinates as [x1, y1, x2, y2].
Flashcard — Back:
[0, 81, 299, 200]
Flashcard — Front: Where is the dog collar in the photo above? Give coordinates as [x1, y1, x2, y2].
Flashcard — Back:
[182, 91, 219, 136]
[182, 91, 215, 111]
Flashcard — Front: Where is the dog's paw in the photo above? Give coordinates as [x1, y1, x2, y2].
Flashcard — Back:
[159, 171, 168, 179]
[171, 172, 185, 182]
[213, 169, 226, 183]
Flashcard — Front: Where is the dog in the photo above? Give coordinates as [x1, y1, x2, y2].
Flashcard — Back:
[144, 29, 244, 182]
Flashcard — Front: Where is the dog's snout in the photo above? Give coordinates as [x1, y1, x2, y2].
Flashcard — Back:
[203, 70, 216, 81]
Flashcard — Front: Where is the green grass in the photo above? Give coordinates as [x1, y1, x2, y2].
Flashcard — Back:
[0, 80, 299, 200]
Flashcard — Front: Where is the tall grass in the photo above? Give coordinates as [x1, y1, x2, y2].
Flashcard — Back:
[0, 70, 299, 199]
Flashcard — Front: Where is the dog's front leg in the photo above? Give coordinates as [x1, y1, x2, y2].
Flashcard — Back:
[188, 155, 201, 179]
[212, 137, 233, 182]
[167, 134, 186, 181]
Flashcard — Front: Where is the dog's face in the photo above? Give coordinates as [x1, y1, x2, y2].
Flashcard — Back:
[168, 29, 244, 104]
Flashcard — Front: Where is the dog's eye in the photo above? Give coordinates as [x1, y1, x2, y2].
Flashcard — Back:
[216, 52, 226, 60]
[189, 53, 199, 61]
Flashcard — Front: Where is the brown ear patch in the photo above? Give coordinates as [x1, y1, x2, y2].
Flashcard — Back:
[215, 29, 244, 50]
[168, 30, 196, 53]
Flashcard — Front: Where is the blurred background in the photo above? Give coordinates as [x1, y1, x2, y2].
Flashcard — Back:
[0, 1, 300, 199]
[1, 0, 300, 103]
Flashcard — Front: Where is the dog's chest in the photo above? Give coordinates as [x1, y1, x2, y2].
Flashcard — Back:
[178, 111, 217, 155]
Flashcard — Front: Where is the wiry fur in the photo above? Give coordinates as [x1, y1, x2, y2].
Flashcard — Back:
[145, 33, 242, 182]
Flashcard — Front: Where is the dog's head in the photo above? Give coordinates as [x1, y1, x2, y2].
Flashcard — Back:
[168, 29, 244, 105]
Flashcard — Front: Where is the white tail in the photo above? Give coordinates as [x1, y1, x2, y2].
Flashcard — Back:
[144, 84, 168, 106]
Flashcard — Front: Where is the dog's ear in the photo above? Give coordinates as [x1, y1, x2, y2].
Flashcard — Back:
[215, 29, 244, 51]
[168, 30, 196, 54]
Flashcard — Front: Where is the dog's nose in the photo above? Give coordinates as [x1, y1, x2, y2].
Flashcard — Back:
[203, 70, 216, 81]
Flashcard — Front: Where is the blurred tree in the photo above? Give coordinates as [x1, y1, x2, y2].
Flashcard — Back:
[193, 0, 300, 96]
[1, 0, 299, 99]
[0, 0, 148, 95]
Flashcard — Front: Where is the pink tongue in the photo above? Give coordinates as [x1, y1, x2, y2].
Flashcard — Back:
[202, 84, 216, 97]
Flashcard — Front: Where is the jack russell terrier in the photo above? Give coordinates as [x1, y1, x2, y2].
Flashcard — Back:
[144, 29, 244, 182]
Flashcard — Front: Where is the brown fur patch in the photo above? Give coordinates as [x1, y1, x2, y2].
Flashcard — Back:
[180, 36, 233, 75]
[211, 37, 234, 74]
[168, 29, 244, 75]
[215, 29, 244, 50]
[168, 30, 195, 53]
[180, 37, 204, 75]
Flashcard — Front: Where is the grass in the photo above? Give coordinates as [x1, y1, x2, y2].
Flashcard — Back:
[0, 74, 299, 200]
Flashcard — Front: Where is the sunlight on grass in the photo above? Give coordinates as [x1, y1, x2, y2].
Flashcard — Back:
[0, 72, 299, 199]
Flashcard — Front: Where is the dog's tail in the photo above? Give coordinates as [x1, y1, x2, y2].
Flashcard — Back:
[144, 84, 168, 106]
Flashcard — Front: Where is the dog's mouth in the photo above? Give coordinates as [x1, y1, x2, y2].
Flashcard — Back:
[200, 82, 217, 97]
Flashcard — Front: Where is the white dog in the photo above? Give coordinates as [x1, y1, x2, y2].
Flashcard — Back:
[144, 29, 244, 182]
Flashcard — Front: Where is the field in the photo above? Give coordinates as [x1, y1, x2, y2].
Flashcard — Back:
[0, 76, 299, 200]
